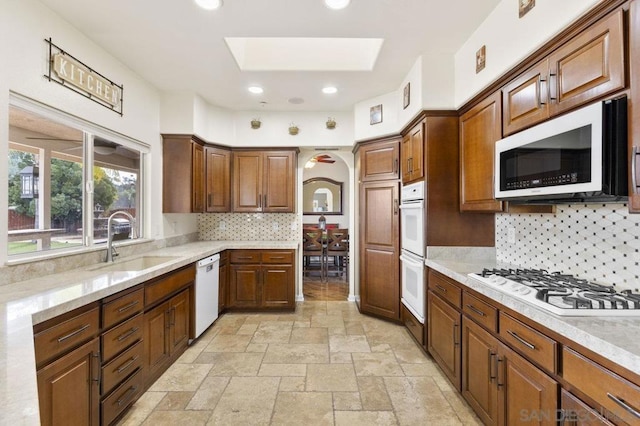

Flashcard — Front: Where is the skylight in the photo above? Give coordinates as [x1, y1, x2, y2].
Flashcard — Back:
[224, 37, 384, 71]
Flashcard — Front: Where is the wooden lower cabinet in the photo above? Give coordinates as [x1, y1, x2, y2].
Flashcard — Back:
[36, 338, 100, 426]
[143, 288, 190, 384]
[461, 316, 558, 426]
[561, 390, 616, 426]
[228, 250, 295, 310]
[219, 251, 228, 313]
[427, 291, 461, 390]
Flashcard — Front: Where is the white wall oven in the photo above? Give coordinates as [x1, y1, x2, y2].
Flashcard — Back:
[400, 182, 425, 323]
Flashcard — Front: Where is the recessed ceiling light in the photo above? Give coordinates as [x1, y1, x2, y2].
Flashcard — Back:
[322, 86, 338, 94]
[248, 86, 264, 94]
[324, 0, 350, 10]
[195, 0, 223, 10]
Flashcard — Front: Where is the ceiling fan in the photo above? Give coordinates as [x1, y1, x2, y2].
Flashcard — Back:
[311, 154, 335, 164]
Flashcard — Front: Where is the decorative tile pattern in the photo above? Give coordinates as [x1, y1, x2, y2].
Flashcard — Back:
[496, 203, 640, 292]
[198, 213, 299, 241]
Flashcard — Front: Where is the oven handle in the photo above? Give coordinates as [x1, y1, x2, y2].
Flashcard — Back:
[400, 254, 424, 268]
[399, 201, 424, 209]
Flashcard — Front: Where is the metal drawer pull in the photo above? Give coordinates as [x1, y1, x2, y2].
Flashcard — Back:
[117, 385, 139, 407]
[117, 327, 139, 342]
[92, 352, 101, 384]
[489, 351, 497, 381]
[453, 324, 459, 346]
[269, 256, 284, 260]
[57, 324, 91, 343]
[607, 393, 640, 419]
[497, 357, 505, 387]
[117, 300, 139, 313]
[237, 256, 253, 260]
[507, 330, 536, 350]
[116, 355, 140, 374]
[633, 146, 639, 194]
[466, 304, 486, 317]
[435, 285, 448, 293]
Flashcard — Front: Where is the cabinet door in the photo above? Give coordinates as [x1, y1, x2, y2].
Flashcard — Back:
[205, 146, 230, 212]
[497, 342, 558, 426]
[262, 264, 294, 308]
[229, 265, 261, 308]
[409, 122, 424, 181]
[144, 301, 171, 382]
[561, 390, 616, 426]
[401, 133, 412, 183]
[233, 152, 263, 212]
[502, 59, 550, 136]
[37, 338, 100, 426]
[629, 0, 640, 213]
[461, 317, 499, 425]
[359, 181, 400, 320]
[192, 143, 205, 213]
[169, 289, 190, 354]
[360, 140, 400, 181]
[263, 151, 295, 212]
[460, 91, 503, 212]
[548, 10, 624, 116]
[219, 261, 228, 313]
[427, 291, 461, 390]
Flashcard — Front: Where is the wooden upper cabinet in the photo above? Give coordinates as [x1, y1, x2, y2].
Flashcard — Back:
[162, 135, 205, 213]
[460, 91, 503, 212]
[233, 150, 295, 213]
[401, 121, 425, 183]
[360, 139, 400, 182]
[629, 0, 640, 213]
[548, 9, 625, 117]
[205, 146, 230, 212]
[502, 59, 550, 136]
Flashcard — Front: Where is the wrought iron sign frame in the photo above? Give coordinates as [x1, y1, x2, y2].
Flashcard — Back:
[43, 38, 124, 116]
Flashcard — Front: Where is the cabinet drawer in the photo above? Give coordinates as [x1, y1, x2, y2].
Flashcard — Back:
[102, 313, 144, 362]
[101, 368, 143, 426]
[230, 250, 261, 264]
[428, 270, 461, 309]
[499, 313, 556, 373]
[261, 251, 293, 264]
[462, 292, 497, 333]
[145, 265, 195, 307]
[102, 340, 144, 395]
[102, 288, 144, 330]
[401, 304, 424, 346]
[34, 306, 100, 367]
[563, 347, 640, 425]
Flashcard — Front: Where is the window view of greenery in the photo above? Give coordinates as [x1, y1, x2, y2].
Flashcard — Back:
[7, 106, 141, 256]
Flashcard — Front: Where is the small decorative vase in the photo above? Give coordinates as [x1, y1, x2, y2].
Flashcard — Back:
[251, 119, 261, 129]
[326, 118, 336, 129]
[288, 125, 299, 135]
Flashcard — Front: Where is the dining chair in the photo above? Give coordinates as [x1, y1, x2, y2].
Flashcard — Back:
[302, 228, 324, 280]
[325, 228, 349, 280]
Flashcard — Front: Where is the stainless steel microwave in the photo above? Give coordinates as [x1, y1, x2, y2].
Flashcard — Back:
[495, 97, 628, 203]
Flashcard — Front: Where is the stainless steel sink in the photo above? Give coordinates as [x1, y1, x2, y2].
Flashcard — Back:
[93, 256, 179, 272]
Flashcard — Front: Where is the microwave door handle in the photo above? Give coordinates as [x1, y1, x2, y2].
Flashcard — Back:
[399, 201, 424, 209]
[400, 255, 423, 267]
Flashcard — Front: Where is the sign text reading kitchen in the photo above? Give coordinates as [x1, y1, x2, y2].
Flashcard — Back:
[44, 39, 123, 115]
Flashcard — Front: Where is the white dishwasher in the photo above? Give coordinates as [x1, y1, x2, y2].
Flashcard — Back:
[194, 253, 220, 338]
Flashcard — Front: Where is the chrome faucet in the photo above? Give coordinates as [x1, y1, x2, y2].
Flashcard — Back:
[105, 211, 137, 262]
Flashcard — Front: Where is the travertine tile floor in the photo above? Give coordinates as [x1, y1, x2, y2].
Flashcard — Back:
[118, 301, 481, 426]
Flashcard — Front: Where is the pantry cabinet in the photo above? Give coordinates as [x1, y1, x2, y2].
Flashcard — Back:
[401, 120, 424, 184]
[459, 91, 503, 212]
[205, 146, 231, 212]
[232, 150, 296, 212]
[162, 135, 205, 213]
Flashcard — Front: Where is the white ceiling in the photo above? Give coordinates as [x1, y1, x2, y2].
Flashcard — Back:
[37, 0, 501, 112]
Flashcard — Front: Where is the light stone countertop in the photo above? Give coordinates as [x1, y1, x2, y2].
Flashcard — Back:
[425, 258, 640, 378]
[0, 240, 299, 426]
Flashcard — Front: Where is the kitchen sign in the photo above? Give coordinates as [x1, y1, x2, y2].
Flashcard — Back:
[44, 38, 123, 115]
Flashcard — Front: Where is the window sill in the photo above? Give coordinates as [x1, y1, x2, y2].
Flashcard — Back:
[5, 238, 156, 267]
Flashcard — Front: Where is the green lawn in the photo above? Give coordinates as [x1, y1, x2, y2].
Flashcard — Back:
[8, 240, 82, 255]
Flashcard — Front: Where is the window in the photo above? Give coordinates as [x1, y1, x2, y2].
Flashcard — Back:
[7, 97, 147, 258]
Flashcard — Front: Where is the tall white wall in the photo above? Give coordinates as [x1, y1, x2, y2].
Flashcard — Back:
[454, 0, 602, 107]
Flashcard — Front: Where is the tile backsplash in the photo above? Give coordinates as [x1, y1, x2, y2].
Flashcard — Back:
[199, 213, 300, 241]
[496, 203, 640, 292]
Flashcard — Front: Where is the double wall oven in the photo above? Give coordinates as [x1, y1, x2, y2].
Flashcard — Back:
[400, 181, 425, 323]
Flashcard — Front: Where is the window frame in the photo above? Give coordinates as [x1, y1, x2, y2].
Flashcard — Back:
[6, 93, 149, 264]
